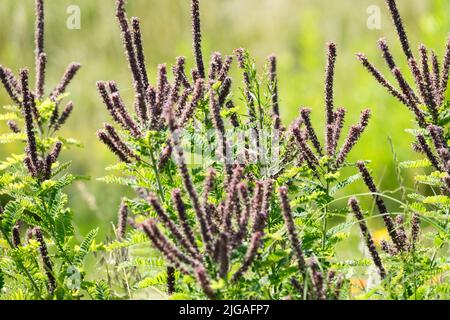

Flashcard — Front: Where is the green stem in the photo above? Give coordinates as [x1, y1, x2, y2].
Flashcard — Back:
[321, 181, 330, 250]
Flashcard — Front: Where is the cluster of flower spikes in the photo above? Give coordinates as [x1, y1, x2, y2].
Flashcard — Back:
[348, 161, 421, 280]
[0, 0, 80, 182]
[0, 0, 81, 295]
[143, 142, 274, 299]
[98, 0, 285, 299]
[288, 42, 371, 175]
[278, 186, 345, 300]
[357, 0, 450, 190]
[96, 0, 240, 170]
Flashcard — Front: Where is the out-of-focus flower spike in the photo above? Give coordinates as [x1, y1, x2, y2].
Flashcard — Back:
[202, 168, 216, 207]
[380, 240, 398, 256]
[191, 69, 201, 82]
[222, 166, 243, 234]
[438, 149, 450, 173]
[326, 124, 335, 157]
[250, 181, 264, 221]
[217, 232, 229, 279]
[134, 92, 148, 124]
[168, 57, 185, 107]
[395, 214, 409, 250]
[176, 88, 192, 117]
[34, 0, 45, 58]
[235, 48, 257, 123]
[175, 57, 191, 90]
[43, 140, 62, 180]
[359, 109, 371, 130]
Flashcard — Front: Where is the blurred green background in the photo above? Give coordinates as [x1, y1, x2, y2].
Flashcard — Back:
[0, 0, 449, 240]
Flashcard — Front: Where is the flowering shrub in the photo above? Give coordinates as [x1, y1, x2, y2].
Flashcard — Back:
[0, 0, 448, 300]
[0, 0, 99, 299]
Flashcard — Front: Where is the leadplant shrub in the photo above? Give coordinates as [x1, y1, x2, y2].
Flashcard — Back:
[352, 0, 450, 299]
[0, 0, 98, 300]
[96, 0, 375, 300]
